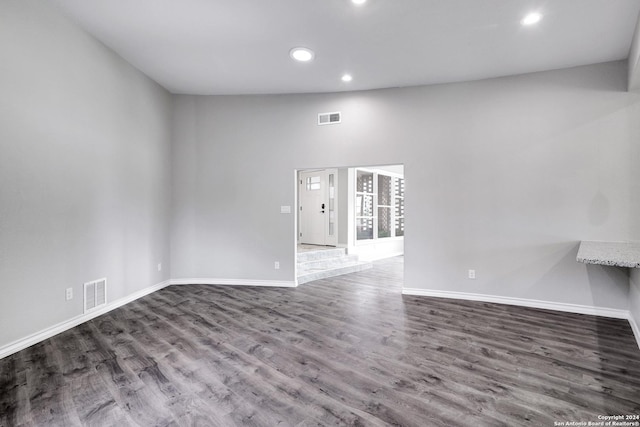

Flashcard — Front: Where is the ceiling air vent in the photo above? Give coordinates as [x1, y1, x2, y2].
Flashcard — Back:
[84, 278, 107, 313]
[318, 111, 341, 126]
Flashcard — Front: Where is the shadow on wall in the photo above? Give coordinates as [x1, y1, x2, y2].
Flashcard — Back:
[585, 262, 629, 309]
[527, 242, 627, 309]
[483, 242, 590, 301]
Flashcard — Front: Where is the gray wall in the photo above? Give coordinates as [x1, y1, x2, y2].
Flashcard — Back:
[172, 61, 640, 310]
[0, 1, 172, 347]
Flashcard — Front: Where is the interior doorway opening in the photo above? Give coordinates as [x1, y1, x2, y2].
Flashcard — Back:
[295, 164, 404, 285]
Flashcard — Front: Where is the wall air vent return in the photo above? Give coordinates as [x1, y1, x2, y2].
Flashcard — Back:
[318, 111, 341, 126]
[84, 278, 107, 313]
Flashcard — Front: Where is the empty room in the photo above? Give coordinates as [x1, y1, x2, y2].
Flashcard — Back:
[1, 0, 640, 425]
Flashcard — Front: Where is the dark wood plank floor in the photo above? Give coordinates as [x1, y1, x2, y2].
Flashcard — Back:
[1, 256, 639, 426]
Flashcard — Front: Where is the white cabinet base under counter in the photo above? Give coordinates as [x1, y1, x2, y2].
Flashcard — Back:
[576, 241, 640, 268]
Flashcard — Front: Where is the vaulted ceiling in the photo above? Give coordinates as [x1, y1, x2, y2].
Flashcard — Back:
[52, 0, 640, 95]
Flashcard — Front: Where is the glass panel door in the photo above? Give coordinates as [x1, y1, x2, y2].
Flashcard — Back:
[356, 171, 375, 241]
[354, 169, 405, 242]
[394, 178, 405, 237]
[328, 172, 335, 237]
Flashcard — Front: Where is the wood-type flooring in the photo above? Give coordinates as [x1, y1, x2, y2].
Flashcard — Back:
[1, 257, 639, 426]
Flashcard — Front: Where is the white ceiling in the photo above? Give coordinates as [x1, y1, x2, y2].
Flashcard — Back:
[52, 0, 640, 95]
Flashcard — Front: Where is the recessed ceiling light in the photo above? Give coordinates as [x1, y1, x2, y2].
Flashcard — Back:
[521, 12, 542, 26]
[352, 0, 367, 4]
[289, 47, 314, 62]
[341, 74, 353, 82]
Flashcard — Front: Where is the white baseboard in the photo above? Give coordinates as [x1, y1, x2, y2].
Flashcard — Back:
[171, 278, 297, 288]
[360, 251, 404, 262]
[0, 280, 171, 360]
[3, 281, 635, 360]
[401, 288, 630, 320]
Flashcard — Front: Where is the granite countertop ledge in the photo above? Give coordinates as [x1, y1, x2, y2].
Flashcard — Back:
[576, 241, 640, 268]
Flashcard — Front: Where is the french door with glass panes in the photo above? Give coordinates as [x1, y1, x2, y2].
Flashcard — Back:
[355, 169, 404, 241]
[299, 169, 337, 246]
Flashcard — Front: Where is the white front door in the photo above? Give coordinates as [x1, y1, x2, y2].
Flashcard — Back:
[299, 169, 337, 246]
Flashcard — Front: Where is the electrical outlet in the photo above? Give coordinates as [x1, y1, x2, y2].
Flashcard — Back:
[274, 261, 280, 270]
[65, 287, 73, 301]
[157, 263, 162, 272]
[468, 269, 476, 279]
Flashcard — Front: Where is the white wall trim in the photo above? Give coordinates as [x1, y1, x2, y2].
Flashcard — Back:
[171, 278, 297, 288]
[2, 281, 635, 360]
[629, 312, 640, 350]
[0, 280, 171, 360]
[401, 288, 630, 320]
[359, 251, 405, 262]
